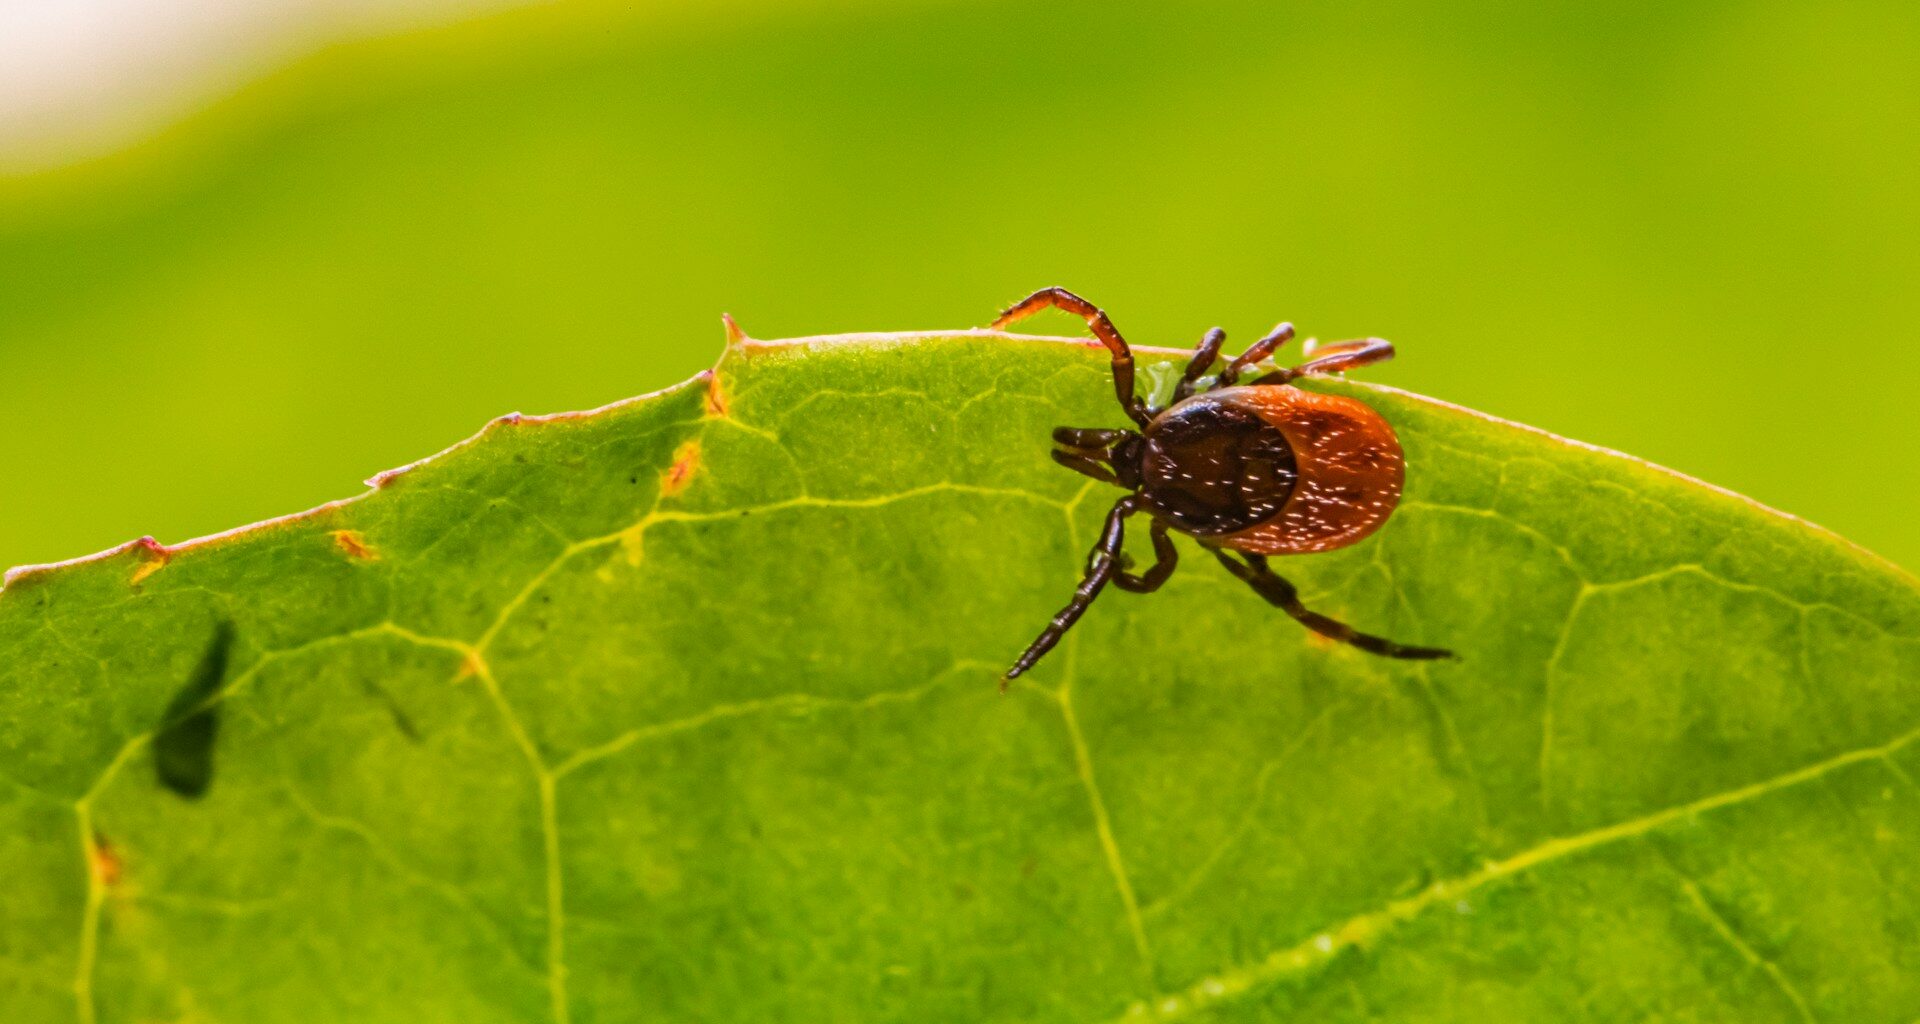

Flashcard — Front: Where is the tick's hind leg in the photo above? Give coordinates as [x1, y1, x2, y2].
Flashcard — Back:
[992, 287, 1148, 426]
[1250, 337, 1396, 385]
[1211, 550, 1453, 659]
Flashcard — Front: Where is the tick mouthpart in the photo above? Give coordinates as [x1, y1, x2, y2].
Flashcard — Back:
[1050, 428, 1124, 448]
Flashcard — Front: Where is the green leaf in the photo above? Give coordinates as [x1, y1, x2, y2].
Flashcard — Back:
[3, 330, 1917, 1023]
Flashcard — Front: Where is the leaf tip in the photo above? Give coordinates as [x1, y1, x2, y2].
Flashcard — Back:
[128, 536, 171, 586]
[721, 312, 748, 345]
[367, 465, 408, 489]
[3, 534, 171, 595]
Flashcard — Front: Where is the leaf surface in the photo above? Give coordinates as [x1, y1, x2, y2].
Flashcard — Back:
[3, 331, 1917, 1023]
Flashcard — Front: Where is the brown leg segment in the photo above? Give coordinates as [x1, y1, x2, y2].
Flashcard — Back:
[1250, 337, 1397, 385]
[1215, 321, 1296, 389]
[1174, 327, 1228, 404]
[1113, 519, 1177, 593]
[1004, 495, 1144, 685]
[992, 287, 1149, 427]
[1211, 550, 1453, 660]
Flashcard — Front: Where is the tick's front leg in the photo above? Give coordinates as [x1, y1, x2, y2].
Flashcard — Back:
[1112, 520, 1177, 593]
[1003, 495, 1143, 686]
[992, 287, 1149, 427]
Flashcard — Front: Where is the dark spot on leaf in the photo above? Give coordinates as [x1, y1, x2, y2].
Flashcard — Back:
[1398, 867, 1435, 898]
[359, 677, 422, 742]
[153, 621, 234, 800]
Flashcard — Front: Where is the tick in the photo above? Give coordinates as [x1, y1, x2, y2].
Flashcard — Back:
[995, 286, 1453, 684]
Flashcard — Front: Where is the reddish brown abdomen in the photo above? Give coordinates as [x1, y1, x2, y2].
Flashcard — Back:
[1213, 386, 1403, 554]
[1138, 386, 1405, 553]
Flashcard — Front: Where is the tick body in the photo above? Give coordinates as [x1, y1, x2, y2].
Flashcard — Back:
[997, 286, 1451, 684]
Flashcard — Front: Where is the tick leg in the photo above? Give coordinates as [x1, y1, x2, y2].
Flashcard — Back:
[1004, 495, 1141, 686]
[1250, 337, 1396, 385]
[992, 287, 1149, 427]
[1215, 322, 1297, 389]
[1051, 448, 1120, 485]
[1210, 550, 1453, 659]
[1173, 327, 1227, 403]
[1113, 519, 1177, 593]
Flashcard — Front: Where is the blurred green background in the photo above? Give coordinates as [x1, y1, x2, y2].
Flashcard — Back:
[3, 0, 1916, 573]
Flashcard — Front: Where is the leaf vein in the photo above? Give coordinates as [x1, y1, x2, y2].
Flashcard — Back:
[1140, 702, 1345, 921]
[281, 784, 544, 979]
[1659, 852, 1819, 1024]
[550, 661, 995, 778]
[1108, 720, 1920, 1022]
